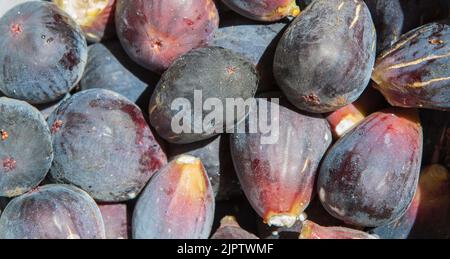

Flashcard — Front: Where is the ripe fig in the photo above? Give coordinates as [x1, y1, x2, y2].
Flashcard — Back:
[221, 0, 300, 22]
[115, 0, 219, 73]
[0, 97, 53, 197]
[274, 0, 376, 113]
[0, 184, 105, 239]
[149, 47, 258, 144]
[0, 1, 87, 104]
[48, 89, 167, 202]
[230, 98, 332, 228]
[80, 41, 160, 104]
[133, 155, 215, 239]
[369, 182, 420, 239]
[372, 23, 450, 110]
[318, 109, 423, 227]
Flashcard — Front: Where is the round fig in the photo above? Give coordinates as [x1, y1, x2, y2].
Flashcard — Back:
[115, 0, 219, 73]
[0, 184, 105, 239]
[0, 1, 87, 104]
[318, 109, 423, 227]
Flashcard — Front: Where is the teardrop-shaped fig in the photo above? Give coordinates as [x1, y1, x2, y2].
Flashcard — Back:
[133, 155, 215, 239]
[318, 109, 423, 227]
[372, 23, 450, 110]
[274, 0, 376, 113]
[230, 98, 332, 228]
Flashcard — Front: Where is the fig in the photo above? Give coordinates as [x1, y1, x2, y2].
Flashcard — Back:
[0, 184, 105, 239]
[221, 0, 300, 22]
[115, 0, 219, 73]
[149, 47, 258, 144]
[53, 0, 116, 42]
[133, 155, 215, 239]
[0, 1, 87, 104]
[274, 0, 376, 113]
[230, 98, 332, 228]
[372, 23, 450, 110]
[318, 109, 423, 227]
[48, 89, 167, 202]
[0, 97, 53, 197]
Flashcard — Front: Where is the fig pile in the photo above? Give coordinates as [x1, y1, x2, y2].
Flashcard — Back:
[0, 0, 448, 240]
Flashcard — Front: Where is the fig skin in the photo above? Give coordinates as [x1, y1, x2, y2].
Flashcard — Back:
[132, 155, 215, 239]
[274, 0, 376, 113]
[115, 0, 219, 73]
[148, 47, 258, 144]
[48, 89, 167, 202]
[221, 0, 300, 22]
[0, 1, 88, 104]
[230, 98, 332, 228]
[0, 184, 106, 239]
[372, 23, 450, 111]
[318, 109, 423, 227]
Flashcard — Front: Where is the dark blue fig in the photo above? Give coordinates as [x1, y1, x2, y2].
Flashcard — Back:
[0, 1, 87, 104]
[274, 0, 376, 113]
[0, 97, 53, 197]
[48, 89, 167, 202]
[149, 46, 258, 144]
